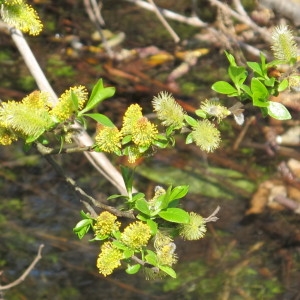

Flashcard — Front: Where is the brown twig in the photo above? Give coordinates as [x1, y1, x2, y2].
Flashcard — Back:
[146, 0, 180, 43]
[274, 195, 300, 213]
[125, 0, 207, 27]
[0, 244, 44, 291]
[41, 151, 135, 219]
[83, 0, 113, 57]
[233, 116, 256, 151]
[209, 0, 272, 43]
[36, 143, 93, 155]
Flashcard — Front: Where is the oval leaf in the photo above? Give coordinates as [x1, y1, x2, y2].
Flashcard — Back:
[211, 81, 238, 95]
[135, 198, 150, 216]
[84, 113, 114, 127]
[126, 264, 141, 275]
[267, 102, 291, 120]
[158, 265, 177, 278]
[169, 185, 189, 202]
[158, 208, 190, 224]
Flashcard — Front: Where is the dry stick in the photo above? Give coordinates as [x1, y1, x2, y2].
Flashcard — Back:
[9, 27, 127, 194]
[0, 244, 44, 291]
[83, 0, 113, 57]
[125, 0, 264, 59]
[209, 0, 272, 43]
[125, 0, 207, 27]
[146, 0, 180, 43]
[42, 152, 135, 219]
[233, 116, 256, 151]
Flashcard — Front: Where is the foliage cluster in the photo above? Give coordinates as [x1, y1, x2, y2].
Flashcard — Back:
[0, 0, 298, 283]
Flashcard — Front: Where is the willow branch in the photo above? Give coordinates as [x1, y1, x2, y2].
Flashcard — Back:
[41, 151, 135, 219]
[36, 143, 93, 155]
[7, 25, 128, 194]
[0, 244, 44, 291]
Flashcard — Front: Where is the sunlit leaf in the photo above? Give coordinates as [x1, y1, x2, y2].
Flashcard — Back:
[83, 113, 114, 127]
[126, 264, 141, 274]
[211, 81, 238, 96]
[158, 208, 190, 224]
[267, 102, 291, 120]
[79, 79, 115, 114]
[135, 198, 150, 216]
[158, 265, 177, 278]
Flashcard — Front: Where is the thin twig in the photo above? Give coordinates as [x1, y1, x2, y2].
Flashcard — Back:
[125, 0, 207, 27]
[204, 206, 220, 223]
[0, 244, 44, 291]
[233, 116, 256, 151]
[209, 0, 272, 43]
[83, 0, 113, 56]
[80, 200, 98, 218]
[146, 0, 180, 43]
[41, 151, 135, 219]
[36, 143, 93, 155]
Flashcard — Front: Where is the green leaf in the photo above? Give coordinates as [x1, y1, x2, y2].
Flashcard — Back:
[195, 109, 207, 118]
[122, 135, 132, 144]
[70, 90, 79, 112]
[247, 61, 264, 77]
[123, 249, 134, 259]
[267, 102, 291, 120]
[184, 115, 198, 127]
[251, 78, 269, 107]
[79, 79, 115, 114]
[228, 65, 247, 86]
[264, 77, 276, 87]
[145, 250, 158, 266]
[126, 264, 141, 274]
[135, 198, 150, 216]
[158, 265, 177, 278]
[185, 132, 193, 144]
[73, 219, 93, 239]
[132, 192, 146, 202]
[147, 219, 158, 235]
[152, 138, 169, 148]
[240, 84, 252, 98]
[112, 240, 128, 250]
[121, 165, 134, 197]
[80, 210, 93, 219]
[278, 79, 289, 92]
[158, 208, 190, 224]
[169, 185, 189, 202]
[107, 194, 127, 201]
[211, 81, 238, 96]
[225, 51, 237, 66]
[83, 113, 115, 127]
[151, 193, 169, 214]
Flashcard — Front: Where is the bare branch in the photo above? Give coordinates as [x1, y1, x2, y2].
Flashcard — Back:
[83, 0, 113, 56]
[125, 0, 207, 27]
[0, 244, 44, 291]
[41, 150, 135, 219]
[209, 0, 272, 43]
[146, 0, 180, 43]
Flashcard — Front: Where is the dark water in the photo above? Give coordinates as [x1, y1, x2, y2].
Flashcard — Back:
[1, 1, 300, 299]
